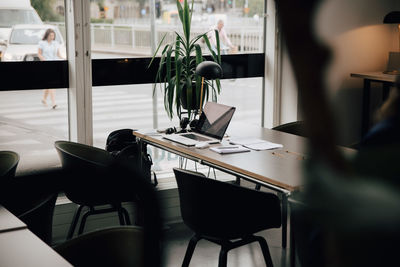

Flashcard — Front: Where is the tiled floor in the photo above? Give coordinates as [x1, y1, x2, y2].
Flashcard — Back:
[161, 222, 290, 267]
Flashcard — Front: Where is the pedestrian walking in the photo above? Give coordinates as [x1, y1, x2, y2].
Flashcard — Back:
[38, 28, 63, 109]
[207, 19, 237, 55]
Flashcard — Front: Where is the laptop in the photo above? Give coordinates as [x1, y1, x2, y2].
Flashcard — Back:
[163, 102, 236, 146]
[383, 52, 400, 74]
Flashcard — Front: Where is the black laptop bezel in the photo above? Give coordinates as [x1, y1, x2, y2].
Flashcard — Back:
[194, 102, 236, 140]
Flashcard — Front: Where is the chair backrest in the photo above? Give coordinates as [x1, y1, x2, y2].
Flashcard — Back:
[54, 226, 145, 267]
[54, 141, 114, 171]
[18, 192, 58, 245]
[173, 168, 281, 239]
[54, 141, 118, 205]
[0, 151, 19, 178]
[273, 121, 308, 137]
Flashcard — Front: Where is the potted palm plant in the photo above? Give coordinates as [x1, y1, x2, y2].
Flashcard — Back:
[149, 0, 222, 121]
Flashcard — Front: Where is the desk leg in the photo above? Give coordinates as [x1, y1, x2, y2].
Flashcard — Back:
[281, 192, 288, 248]
[290, 204, 295, 267]
[382, 82, 390, 102]
[362, 79, 371, 136]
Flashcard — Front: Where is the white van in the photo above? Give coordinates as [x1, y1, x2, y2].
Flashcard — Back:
[0, 0, 43, 58]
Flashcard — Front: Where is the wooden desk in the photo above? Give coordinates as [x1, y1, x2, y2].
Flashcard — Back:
[134, 123, 307, 248]
[135, 123, 305, 192]
[350, 72, 397, 135]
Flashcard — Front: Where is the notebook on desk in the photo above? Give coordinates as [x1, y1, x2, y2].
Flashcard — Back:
[163, 102, 236, 146]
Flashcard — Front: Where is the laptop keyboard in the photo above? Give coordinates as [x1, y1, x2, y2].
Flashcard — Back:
[181, 133, 211, 142]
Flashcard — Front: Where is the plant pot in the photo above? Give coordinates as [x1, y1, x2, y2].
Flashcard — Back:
[181, 83, 207, 111]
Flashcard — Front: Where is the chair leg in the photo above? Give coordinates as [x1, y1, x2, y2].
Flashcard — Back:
[218, 246, 228, 267]
[117, 207, 125, 225]
[66, 204, 83, 240]
[77, 208, 93, 235]
[182, 235, 201, 267]
[235, 176, 241, 185]
[121, 207, 132, 225]
[255, 236, 274, 267]
[121, 207, 131, 225]
[281, 193, 288, 248]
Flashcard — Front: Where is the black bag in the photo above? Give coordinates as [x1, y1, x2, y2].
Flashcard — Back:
[106, 129, 157, 186]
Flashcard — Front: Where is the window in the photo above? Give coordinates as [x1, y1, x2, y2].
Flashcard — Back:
[0, 0, 273, 176]
[0, 1, 68, 173]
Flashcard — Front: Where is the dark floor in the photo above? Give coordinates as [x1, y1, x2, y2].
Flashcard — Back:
[161, 222, 290, 267]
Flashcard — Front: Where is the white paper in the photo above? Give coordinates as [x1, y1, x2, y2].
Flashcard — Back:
[229, 137, 283, 151]
[210, 145, 250, 154]
[244, 142, 283, 151]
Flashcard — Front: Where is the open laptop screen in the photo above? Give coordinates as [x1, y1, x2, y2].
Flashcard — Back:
[196, 102, 236, 140]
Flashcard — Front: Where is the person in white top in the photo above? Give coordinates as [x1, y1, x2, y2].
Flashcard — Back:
[207, 20, 236, 55]
[38, 28, 63, 109]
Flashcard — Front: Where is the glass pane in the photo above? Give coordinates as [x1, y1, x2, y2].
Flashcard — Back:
[0, 2, 68, 173]
[218, 77, 262, 126]
[88, 0, 264, 59]
[0, 1, 67, 62]
[0, 89, 69, 173]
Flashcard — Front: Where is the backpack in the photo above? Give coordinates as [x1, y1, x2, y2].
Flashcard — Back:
[106, 129, 157, 186]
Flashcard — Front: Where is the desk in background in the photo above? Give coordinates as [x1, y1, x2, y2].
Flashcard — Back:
[134, 123, 306, 248]
[350, 72, 397, 135]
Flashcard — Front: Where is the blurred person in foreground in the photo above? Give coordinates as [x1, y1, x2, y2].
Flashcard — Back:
[274, 0, 400, 266]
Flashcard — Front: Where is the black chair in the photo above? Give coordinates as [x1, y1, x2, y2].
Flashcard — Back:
[273, 121, 307, 137]
[173, 168, 281, 267]
[54, 226, 144, 267]
[54, 141, 132, 240]
[0, 150, 19, 178]
[18, 192, 58, 244]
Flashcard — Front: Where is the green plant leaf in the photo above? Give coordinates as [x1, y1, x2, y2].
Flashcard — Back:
[215, 78, 221, 95]
[175, 57, 183, 119]
[189, 0, 194, 26]
[183, 0, 190, 44]
[189, 34, 205, 50]
[148, 33, 167, 68]
[215, 30, 221, 65]
[194, 44, 203, 109]
[202, 33, 219, 62]
[186, 77, 193, 119]
[165, 46, 174, 118]
[176, 0, 184, 29]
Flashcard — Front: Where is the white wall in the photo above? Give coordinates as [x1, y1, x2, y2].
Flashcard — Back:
[279, 0, 400, 144]
[279, 43, 298, 124]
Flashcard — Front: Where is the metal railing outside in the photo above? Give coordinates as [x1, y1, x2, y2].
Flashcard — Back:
[50, 22, 263, 55]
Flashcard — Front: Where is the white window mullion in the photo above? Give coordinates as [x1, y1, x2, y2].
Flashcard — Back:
[82, 0, 93, 145]
[65, 0, 93, 145]
[263, 0, 281, 128]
